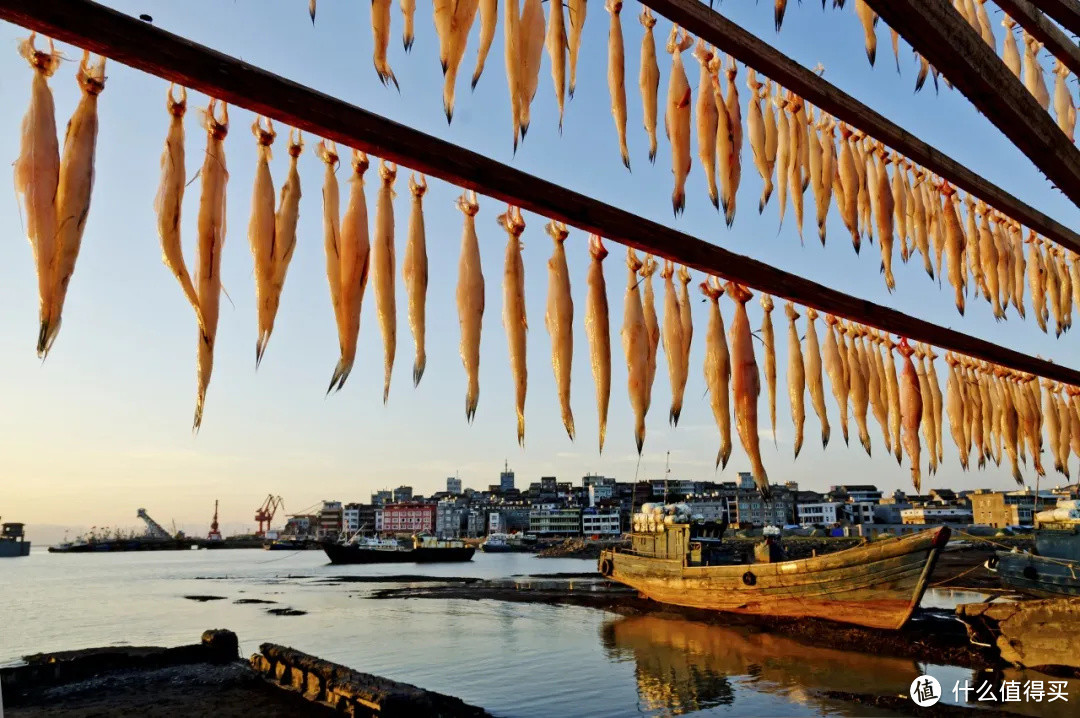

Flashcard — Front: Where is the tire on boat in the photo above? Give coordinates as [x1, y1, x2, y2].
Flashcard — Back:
[742, 571, 757, 586]
[599, 558, 614, 577]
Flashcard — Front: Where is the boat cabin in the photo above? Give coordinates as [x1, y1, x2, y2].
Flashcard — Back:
[631, 521, 748, 567]
[2, 523, 26, 541]
[412, 534, 467, 550]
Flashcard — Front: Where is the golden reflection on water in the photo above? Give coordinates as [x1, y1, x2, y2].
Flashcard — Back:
[601, 615, 920, 715]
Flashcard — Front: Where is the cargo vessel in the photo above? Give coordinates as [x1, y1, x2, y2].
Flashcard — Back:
[598, 504, 948, 630]
[322, 533, 475, 564]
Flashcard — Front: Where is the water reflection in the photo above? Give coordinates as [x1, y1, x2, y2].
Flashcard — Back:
[601, 615, 921, 715]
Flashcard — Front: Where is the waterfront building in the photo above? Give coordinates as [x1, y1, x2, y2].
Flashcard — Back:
[874, 493, 912, 524]
[529, 508, 582, 537]
[839, 501, 877, 525]
[970, 489, 1058, 528]
[435, 499, 465, 538]
[342, 503, 362, 534]
[581, 508, 621, 536]
[283, 515, 314, 537]
[901, 504, 973, 525]
[382, 502, 435, 534]
[447, 476, 462, 495]
[797, 502, 843, 526]
[318, 501, 343, 540]
[371, 490, 392, 506]
[685, 500, 730, 522]
[588, 483, 615, 506]
[465, 509, 485, 538]
[374, 509, 383, 533]
[500, 462, 515, 492]
[393, 486, 414, 503]
[829, 485, 883, 503]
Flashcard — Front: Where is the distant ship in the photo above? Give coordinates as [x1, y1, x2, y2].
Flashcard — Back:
[48, 508, 195, 553]
[322, 533, 475, 564]
[480, 533, 513, 553]
[1, 522, 30, 558]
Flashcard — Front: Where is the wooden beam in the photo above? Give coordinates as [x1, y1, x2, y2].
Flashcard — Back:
[857, 0, 1080, 206]
[1028, 0, 1080, 38]
[2, 0, 1079, 387]
[998, 0, 1080, 79]
[643, 0, 1080, 253]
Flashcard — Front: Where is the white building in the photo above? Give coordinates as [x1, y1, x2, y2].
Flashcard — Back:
[342, 504, 361, 533]
[529, 508, 582, 536]
[488, 511, 503, 534]
[582, 510, 621, 536]
[588, 483, 615, 506]
[901, 505, 973, 525]
[797, 502, 842, 526]
[446, 476, 462, 495]
[374, 509, 384, 533]
[686, 501, 730, 522]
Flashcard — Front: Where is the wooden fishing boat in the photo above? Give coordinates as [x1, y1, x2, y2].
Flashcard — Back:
[598, 524, 949, 630]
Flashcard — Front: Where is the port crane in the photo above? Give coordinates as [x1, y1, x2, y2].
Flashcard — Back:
[207, 500, 222, 541]
[254, 495, 285, 537]
[136, 508, 173, 540]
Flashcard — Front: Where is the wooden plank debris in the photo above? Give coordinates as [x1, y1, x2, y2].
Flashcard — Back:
[2, 0, 1080, 386]
[643, 0, 1080, 251]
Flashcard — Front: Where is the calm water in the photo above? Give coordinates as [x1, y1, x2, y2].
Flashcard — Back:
[1, 548, 1075, 717]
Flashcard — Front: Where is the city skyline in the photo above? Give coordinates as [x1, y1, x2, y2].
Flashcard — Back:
[3, 2, 1077, 533]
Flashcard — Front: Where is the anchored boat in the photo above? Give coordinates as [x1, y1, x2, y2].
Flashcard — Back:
[598, 508, 949, 630]
[322, 533, 475, 565]
[988, 528, 1080, 598]
[1, 522, 31, 558]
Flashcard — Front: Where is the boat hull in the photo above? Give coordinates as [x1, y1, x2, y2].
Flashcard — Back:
[480, 544, 513, 553]
[994, 551, 1080, 599]
[0, 540, 30, 558]
[47, 539, 195, 553]
[322, 542, 476, 565]
[599, 526, 948, 630]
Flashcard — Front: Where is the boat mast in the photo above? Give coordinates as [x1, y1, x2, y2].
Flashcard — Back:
[664, 451, 670, 505]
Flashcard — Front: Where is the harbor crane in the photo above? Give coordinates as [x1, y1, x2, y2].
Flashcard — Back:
[136, 508, 173, 540]
[207, 500, 222, 541]
[254, 495, 285, 538]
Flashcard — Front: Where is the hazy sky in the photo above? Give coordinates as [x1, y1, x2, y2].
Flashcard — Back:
[2, 1, 1077, 536]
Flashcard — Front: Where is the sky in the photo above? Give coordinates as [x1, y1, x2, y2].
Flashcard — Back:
[1, 1, 1078, 539]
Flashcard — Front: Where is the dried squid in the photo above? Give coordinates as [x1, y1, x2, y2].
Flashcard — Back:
[727, 282, 770, 499]
[501, 207, 528, 445]
[14, 34, 62, 357]
[330, 150, 373, 393]
[249, 117, 277, 368]
[585, 235, 611, 453]
[373, 160, 398, 404]
[701, 277, 732, 469]
[49, 50, 106, 357]
[457, 191, 485, 421]
[404, 173, 428, 386]
[545, 220, 576, 440]
[193, 100, 229, 432]
[155, 84, 206, 340]
[623, 249, 650, 454]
